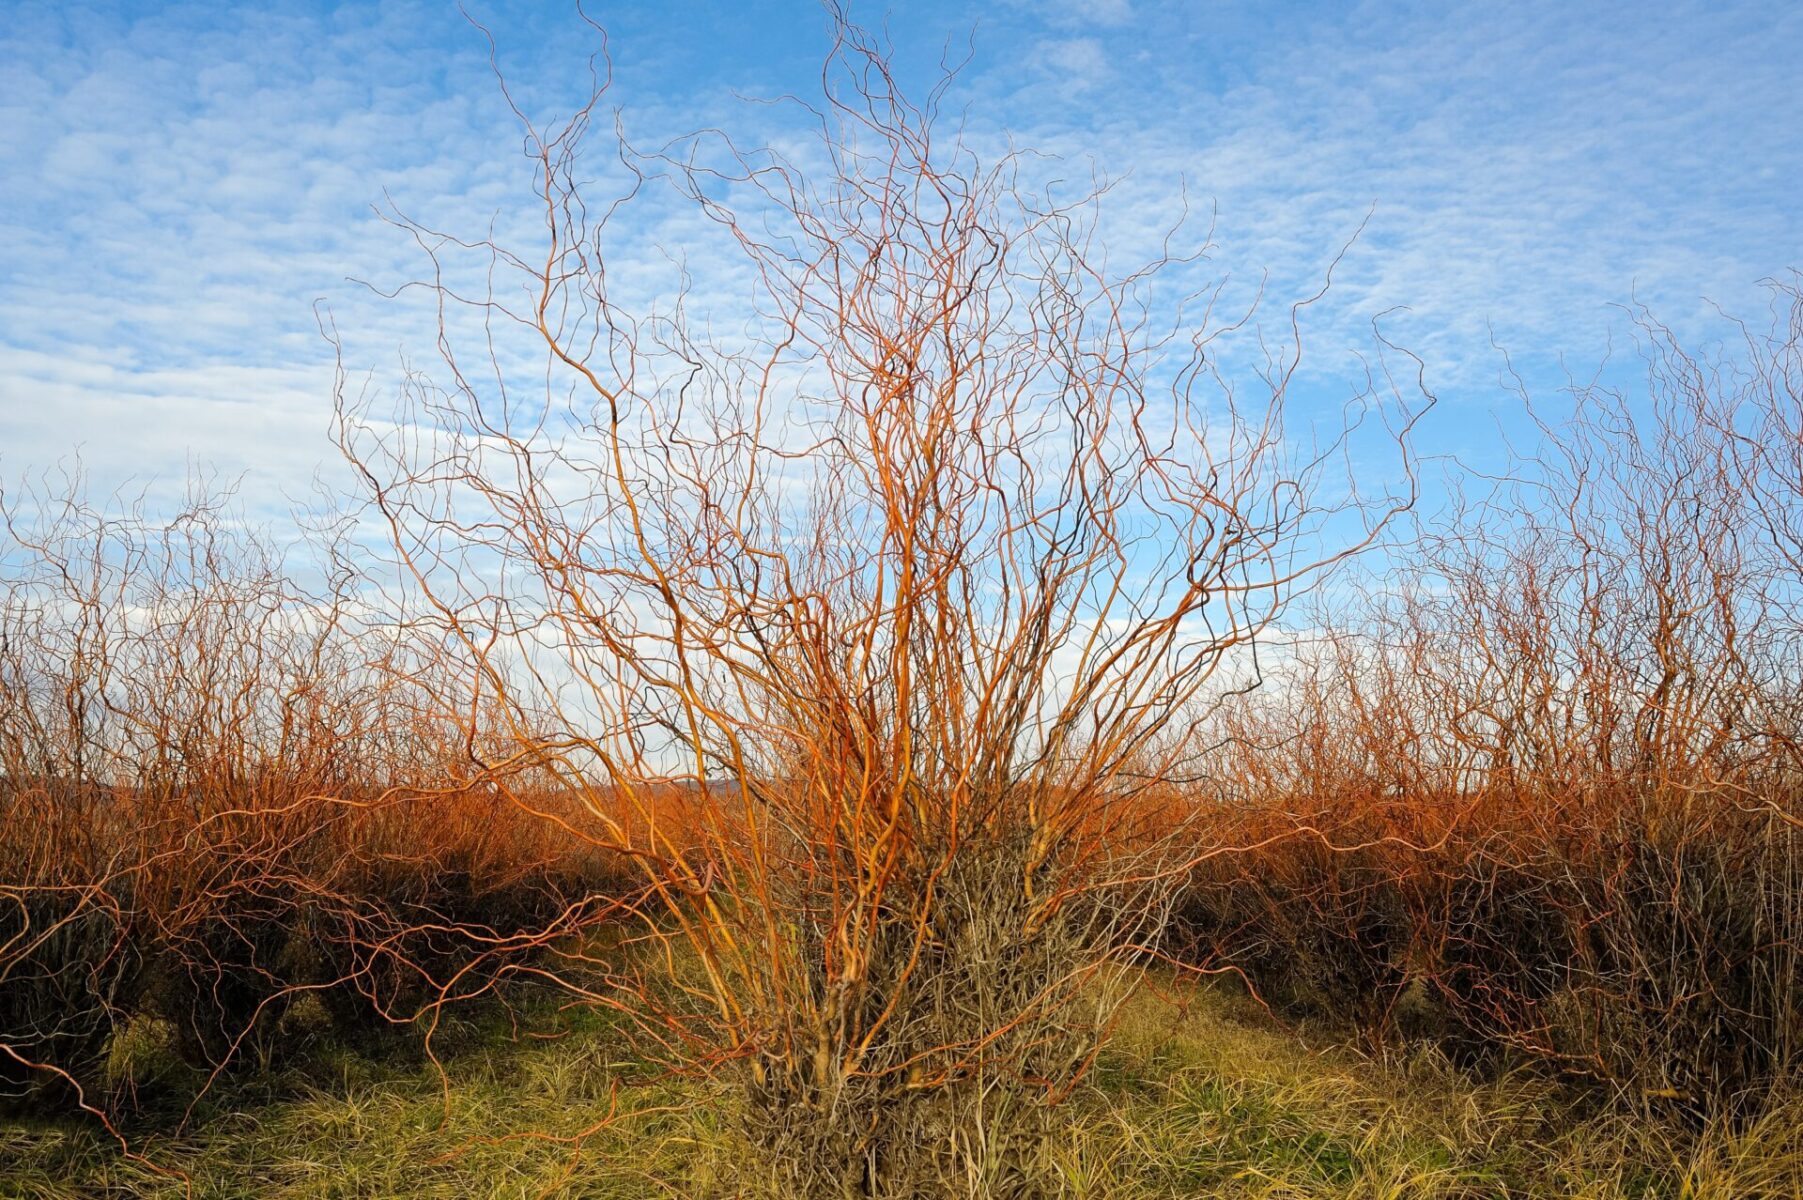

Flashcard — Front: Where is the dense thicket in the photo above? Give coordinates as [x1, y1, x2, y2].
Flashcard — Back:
[0, 487, 631, 1117]
[1172, 289, 1803, 1120]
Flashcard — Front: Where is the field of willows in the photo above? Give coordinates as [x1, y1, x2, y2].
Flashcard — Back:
[5, 17, 1803, 1199]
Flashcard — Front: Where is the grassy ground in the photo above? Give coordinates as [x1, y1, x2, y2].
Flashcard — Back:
[4, 979, 1801, 1199]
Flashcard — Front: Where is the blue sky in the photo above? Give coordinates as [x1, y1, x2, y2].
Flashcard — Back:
[3, 0, 1800, 518]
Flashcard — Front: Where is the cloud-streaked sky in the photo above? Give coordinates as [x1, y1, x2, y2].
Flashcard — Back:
[3, 0, 1800, 516]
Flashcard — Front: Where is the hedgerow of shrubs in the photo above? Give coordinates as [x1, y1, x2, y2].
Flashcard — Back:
[1170, 301, 1803, 1119]
[0, 490, 630, 1115]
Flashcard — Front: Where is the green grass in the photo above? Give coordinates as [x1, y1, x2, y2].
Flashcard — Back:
[4, 979, 1801, 1198]
[1057, 984, 1803, 1199]
[0, 995, 715, 1199]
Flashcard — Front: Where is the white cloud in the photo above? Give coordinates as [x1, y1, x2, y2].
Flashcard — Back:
[1030, 37, 1113, 90]
[1012, 0, 1136, 31]
[0, 0, 1799, 518]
